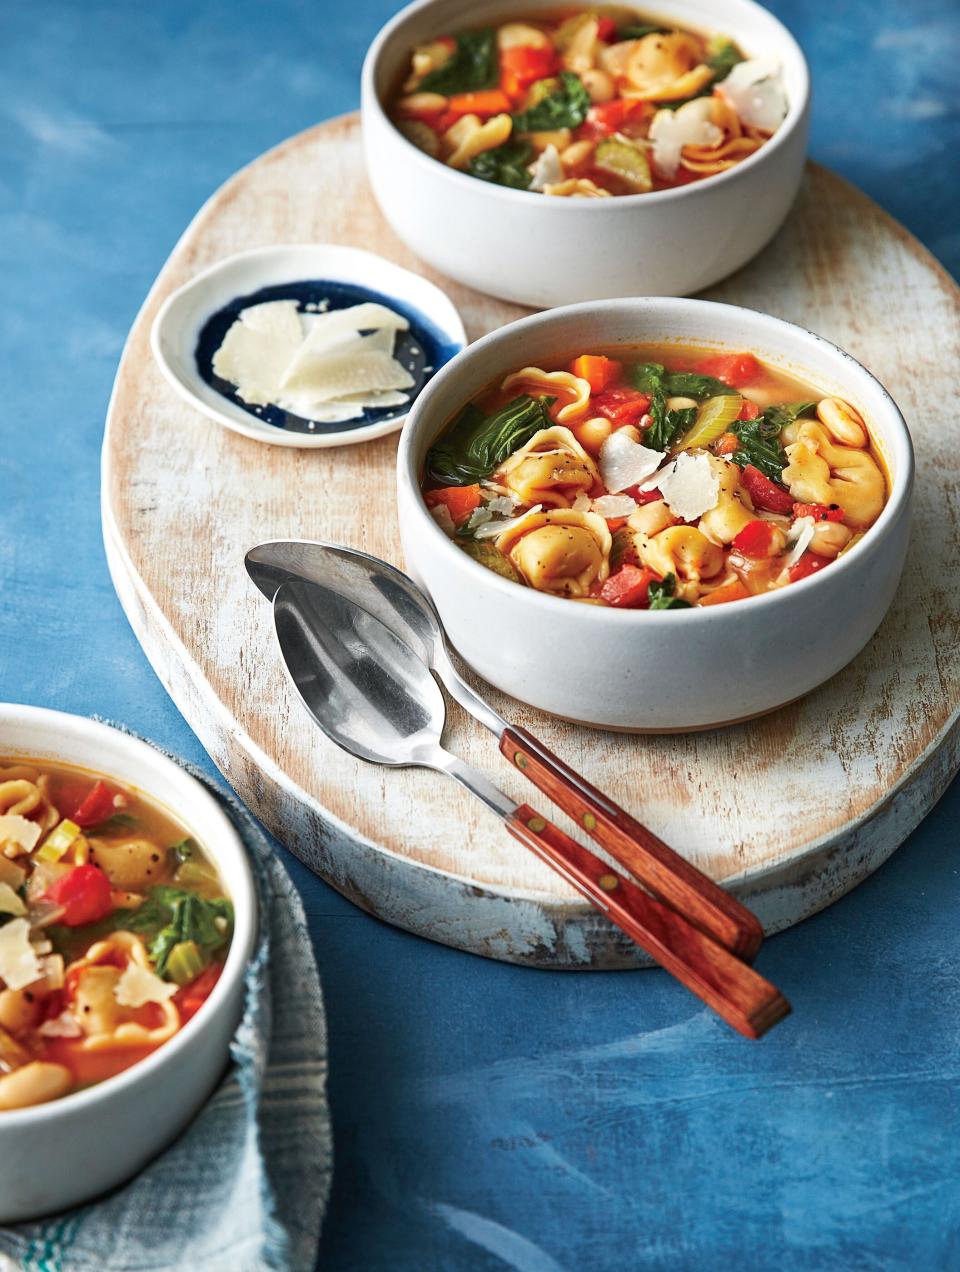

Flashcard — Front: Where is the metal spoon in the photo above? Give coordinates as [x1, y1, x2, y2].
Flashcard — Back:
[247, 539, 763, 959]
[271, 575, 789, 1039]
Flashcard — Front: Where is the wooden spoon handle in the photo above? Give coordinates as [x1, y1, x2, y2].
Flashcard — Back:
[506, 803, 788, 1040]
[501, 725, 763, 961]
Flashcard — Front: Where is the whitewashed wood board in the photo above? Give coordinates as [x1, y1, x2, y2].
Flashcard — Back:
[102, 114, 960, 967]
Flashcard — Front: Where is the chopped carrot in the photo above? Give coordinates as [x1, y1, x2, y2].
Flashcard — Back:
[500, 45, 558, 98]
[446, 90, 513, 117]
[695, 353, 760, 388]
[698, 579, 750, 607]
[738, 400, 760, 420]
[605, 516, 629, 531]
[425, 484, 481, 526]
[715, 432, 739, 455]
[570, 354, 622, 393]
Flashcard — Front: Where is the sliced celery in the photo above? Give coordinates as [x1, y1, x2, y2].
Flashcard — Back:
[459, 540, 523, 583]
[594, 138, 653, 193]
[35, 818, 81, 864]
[166, 939, 207, 987]
[174, 860, 219, 889]
[677, 395, 744, 451]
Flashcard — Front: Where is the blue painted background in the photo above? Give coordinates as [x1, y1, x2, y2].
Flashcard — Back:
[2, 2, 958, 1267]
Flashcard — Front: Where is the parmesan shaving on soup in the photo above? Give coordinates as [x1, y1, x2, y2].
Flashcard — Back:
[643, 452, 720, 521]
[599, 431, 664, 493]
[212, 299, 415, 424]
[114, 962, 178, 1009]
[0, 918, 42, 991]
[649, 99, 723, 179]
[0, 814, 43, 854]
[719, 58, 788, 133]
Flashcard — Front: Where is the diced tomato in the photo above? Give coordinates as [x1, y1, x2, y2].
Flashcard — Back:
[599, 565, 660, 609]
[445, 89, 512, 118]
[624, 485, 663, 505]
[425, 484, 481, 526]
[740, 464, 795, 515]
[44, 864, 113, 927]
[596, 15, 619, 41]
[738, 400, 760, 420]
[696, 353, 760, 389]
[175, 964, 223, 1024]
[71, 779, 125, 828]
[732, 519, 777, 558]
[581, 98, 650, 138]
[605, 516, 629, 531]
[591, 386, 651, 427]
[569, 354, 622, 393]
[698, 579, 751, 607]
[793, 501, 844, 523]
[500, 45, 558, 97]
[715, 432, 740, 455]
[788, 552, 830, 583]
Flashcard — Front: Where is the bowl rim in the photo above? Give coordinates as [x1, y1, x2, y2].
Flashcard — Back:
[149, 242, 467, 451]
[0, 705, 257, 1128]
[397, 296, 915, 624]
[362, 0, 811, 211]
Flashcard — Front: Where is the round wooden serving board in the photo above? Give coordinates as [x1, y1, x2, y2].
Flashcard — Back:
[102, 113, 960, 968]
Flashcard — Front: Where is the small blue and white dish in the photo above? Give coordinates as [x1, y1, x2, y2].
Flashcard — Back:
[150, 244, 466, 448]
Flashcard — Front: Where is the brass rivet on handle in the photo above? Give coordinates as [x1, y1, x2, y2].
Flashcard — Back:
[583, 812, 597, 831]
[527, 816, 546, 833]
[514, 751, 528, 769]
[598, 872, 619, 891]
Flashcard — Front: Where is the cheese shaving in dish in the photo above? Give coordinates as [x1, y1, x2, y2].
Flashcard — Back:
[718, 58, 788, 132]
[429, 504, 456, 536]
[0, 815, 42, 855]
[649, 98, 723, 178]
[784, 515, 816, 566]
[212, 299, 415, 424]
[0, 882, 26, 916]
[643, 452, 720, 521]
[0, 918, 42, 990]
[591, 494, 638, 519]
[598, 431, 665, 493]
[114, 962, 178, 1009]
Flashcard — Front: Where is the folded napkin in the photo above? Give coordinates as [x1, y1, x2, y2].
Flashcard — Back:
[0, 737, 331, 1272]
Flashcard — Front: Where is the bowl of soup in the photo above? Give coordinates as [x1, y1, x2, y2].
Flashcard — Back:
[362, 0, 810, 306]
[0, 705, 257, 1221]
[396, 298, 913, 730]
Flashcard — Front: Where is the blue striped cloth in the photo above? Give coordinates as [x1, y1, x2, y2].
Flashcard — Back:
[0, 744, 331, 1272]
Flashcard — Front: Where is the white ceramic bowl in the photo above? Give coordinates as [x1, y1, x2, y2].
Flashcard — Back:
[0, 706, 257, 1221]
[397, 298, 914, 730]
[151, 243, 466, 448]
[362, 0, 811, 307]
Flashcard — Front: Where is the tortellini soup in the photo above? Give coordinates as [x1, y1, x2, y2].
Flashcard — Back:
[0, 760, 233, 1110]
[421, 346, 889, 609]
[391, 8, 787, 196]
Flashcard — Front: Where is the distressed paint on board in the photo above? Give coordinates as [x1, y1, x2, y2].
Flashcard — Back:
[102, 116, 960, 967]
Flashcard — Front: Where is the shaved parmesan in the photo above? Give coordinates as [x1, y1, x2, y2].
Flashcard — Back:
[592, 494, 638, 519]
[650, 98, 723, 178]
[38, 1010, 83, 1039]
[0, 918, 41, 990]
[528, 144, 563, 192]
[0, 815, 42, 854]
[599, 431, 665, 493]
[719, 58, 787, 132]
[484, 494, 519, 516]
[571, 491, 592, 512]
[0, 883, 25, 917]
[114, 962, 177, 1009]
[235, 299, 303, 340]
[784, 515, 816, 566]
[212, 298, 414, 425]
[650, 452, 720, 521]
[474, 504, 543, 541]
[429, 504, 456, 536]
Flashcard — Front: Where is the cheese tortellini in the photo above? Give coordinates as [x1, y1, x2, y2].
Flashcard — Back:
[781, 420, 886, 528]
[495, 426, 599, 508]
[496, 508, 611, 596]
